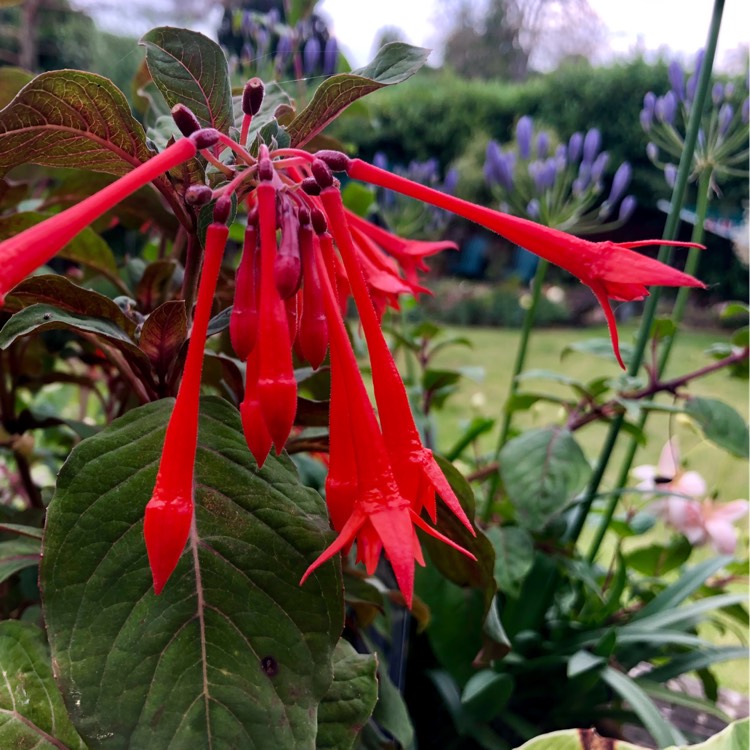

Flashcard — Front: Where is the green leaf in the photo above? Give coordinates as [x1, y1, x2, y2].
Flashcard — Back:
[340, 182, 376, 218]
[0, 70, 152, 177]
[364, 655, 414, 749]
[567, 649, 605, 678]
[625, 536, 692, 576]
[675, 718, 749, 750]
[315, 640, 378, 750]
[645, 646, 750, 684]
[138, 300, 187, 382]
[0, 66, 33, 109]
[684, 397, 749, 459]
[41, 397, 343, 749]
[512, 728, 649, 749]
[500, 427, 591, 531]
[140, 27, 234, 134]
[0, 621, 87, 750]
[484, 525, 534, 599]
[601, 667, 686, 747]
[638, 681, 732, 723]
[287, 42, 431, 147]
[0, 523, 44, 540]
[0, 537, 40, 584]
[634, 556, 733, 621]
[461, 670, 513, 722]
[0, 304, 153, 385]
[4, 275, 136, 337]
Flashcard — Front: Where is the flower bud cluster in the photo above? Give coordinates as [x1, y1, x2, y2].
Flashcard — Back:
[484, 116, 635, 234]
[640, 50, 749, 191]
[372, 153, 459, 239]
[219, 6, 340, 81]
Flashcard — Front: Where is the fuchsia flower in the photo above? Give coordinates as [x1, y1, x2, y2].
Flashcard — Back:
[0, 86, 707, 604]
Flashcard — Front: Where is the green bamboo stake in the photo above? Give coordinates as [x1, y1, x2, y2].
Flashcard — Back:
[482, 257, 549, 521]
[566, 0, 725, 551]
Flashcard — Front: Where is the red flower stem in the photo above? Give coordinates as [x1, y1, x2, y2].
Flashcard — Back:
[0, 137, 198, 305]
[217, 132, 255, 165]
[240, 113, 252, 147]
[144, 222, 228, 594]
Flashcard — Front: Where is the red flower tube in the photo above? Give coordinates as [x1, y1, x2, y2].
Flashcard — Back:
[0, 134, 211, 305]
[143, 219, 228, 594]
[345, 158, 705, 368]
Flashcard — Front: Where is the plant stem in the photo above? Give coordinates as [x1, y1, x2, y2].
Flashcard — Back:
[566, 0, 724, 551]
[181, 233, 202, 321]
[482, 257, 548, 521]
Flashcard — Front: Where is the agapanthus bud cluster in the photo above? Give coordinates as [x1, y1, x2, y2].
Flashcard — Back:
[641, 50, 749, 191]
[484, 115, 636, 234]
[219, 6, 339, 81]
[372, 153, 459, 239]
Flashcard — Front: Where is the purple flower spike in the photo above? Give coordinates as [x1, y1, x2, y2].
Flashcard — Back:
[267, 8, 280, 25]
[443, 168, 459, 195]
[582, 128, 601, 163]
[725, 82, 735, 99]
[484, 140, 514, 191]
[643, 91, 657, 114]
[527, 198, 541, 219]
[323, 37, 338, 76]
[575, 161, 591, 193]
[303, 37, 321, 75]
[568, 132, 583, 163]
[640, 108, 653, 132]
[618, 195, 636, 222]
[591, 152, 609, 183]
[664, 163, 677, 188]
[656, 91, 677, 124]
[373, 152, 389, 171]
[718, 103, 734, 136]
[516, 116, 533, 160]
[646, 142, 658, 162]
[275, 33, 293, 69]
[608, 162, 632, 205]
[712, 82, 724, 105]
[668, 61, 685, 101]
[536, 131, 550, 159]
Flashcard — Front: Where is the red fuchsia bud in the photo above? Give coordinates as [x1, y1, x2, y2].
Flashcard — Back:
[314, 150, 351, 172]
[256, 180, 297, 451]
[275, 199, 303, 299]
[185, 185, 213, 206]
[240, 347, 273, 467]
[230, 220, 260, 360]
[144, 221, 228, 594]
[190, 128, 221, 150]
[213, 195, 232, 225]
[300, 177, 321, 196]
[311, 159, 334, 189]
[172, 103, 202, 136]
[310, 207, 328, 235]
[299, 225, 328, 369]
[0, 136, 198, 306]
[285, 292, 300, 343]
[242, 77, 265, 116]
[258, 143, 274, 182]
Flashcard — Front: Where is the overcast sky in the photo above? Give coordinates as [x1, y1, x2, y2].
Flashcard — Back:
[318, 0, 749, 72]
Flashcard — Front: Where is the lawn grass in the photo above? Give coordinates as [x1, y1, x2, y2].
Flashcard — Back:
[418, 323, 749, 693]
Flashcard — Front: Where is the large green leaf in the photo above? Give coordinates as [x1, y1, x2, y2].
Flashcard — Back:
[0, 621, 87, 750]
[684, 397, 749, 459]
[287, 42, 431, 147]
[316, 640, 378, 750]
[140, 28, 234, 135]
[41, 397, 343, 749]
[500, 427, 591, 531]
[484, 525, 534, 599]
[0, 70, 152, 177]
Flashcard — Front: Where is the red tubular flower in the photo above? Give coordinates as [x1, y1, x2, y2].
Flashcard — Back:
[144, 220, 228, 594]
[298, 221, 329, 369]
[0, 134, 211, 306]
[300, 241, 476, 606]
[255, 159, 297, 451]
[229, 219, 260, 361]
[240, 346, 274, 467]
[345, 158, 705, 368]
[319, 183, 474, 533]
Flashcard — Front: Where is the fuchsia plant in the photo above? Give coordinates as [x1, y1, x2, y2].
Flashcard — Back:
[0, 78, 705, 605]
